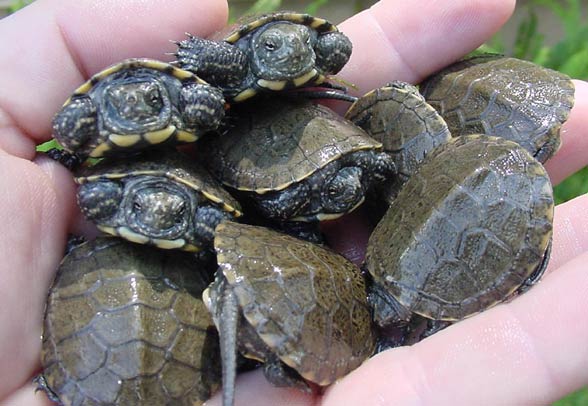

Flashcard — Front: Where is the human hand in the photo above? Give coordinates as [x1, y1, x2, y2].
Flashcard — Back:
[0, 1, 228, 404]
[0, 1, 586, 405]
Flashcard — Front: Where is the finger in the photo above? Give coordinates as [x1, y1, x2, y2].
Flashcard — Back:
[0, 382, 52, 406]
[338, 0, 515, 93]
[0, 0, 229, 399]
[549, 194, 588, 273]
[205, 369, 315, 406]
[0, 153, 76, 400]
[323, 249, 588, 405]
[545, 80, 588, 184]
[0, 0, 228, 158]
[321, 207, 373, 265]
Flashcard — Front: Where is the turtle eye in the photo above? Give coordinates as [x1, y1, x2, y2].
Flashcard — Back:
[175, 203, 186, 223]
[146, 86, 162, 106]
[264, 39, 277, 51]
[133, 201, 143, 212]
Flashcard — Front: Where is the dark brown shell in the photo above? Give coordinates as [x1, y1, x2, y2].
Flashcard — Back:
[210, 221, 375, 385]
[41, 238, 221, 405]
[345, 81, 451, 202]
[419, 54, 575, 162]
[366, 135, 553, 321]
[199, 99, 382, 193]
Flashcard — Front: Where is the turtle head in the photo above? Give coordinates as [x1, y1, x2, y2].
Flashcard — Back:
[314, 31, 352, 75]
[250, 22, 316, 82]
[103, 80, 171, 132]
[122, 178, 193, 241]
[321, 166, 364, 214]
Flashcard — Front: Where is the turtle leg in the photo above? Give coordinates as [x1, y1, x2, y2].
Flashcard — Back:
[278, 221, 323, 244]
[534, 136, 561, 164]
[51, 95, 97, 162]
[174, 35, 248, 89]
[253, 181, 311, 221]
[180, 83, 226, 131]
[194, 205, 234, 249]
[33, 374, 63, 405]
[517, 240, 552, 294]
[285, 88, 358, 103]
[404, 317, 452, 344]
[263, 354, 313, 394]
[44, 148, 83, 171]
[64, 234, 86, 255]
[368, 282, 413, 328]
[314, 31, 353, 75]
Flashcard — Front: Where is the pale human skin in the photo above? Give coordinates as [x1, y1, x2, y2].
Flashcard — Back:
[1, 0, 587, 405]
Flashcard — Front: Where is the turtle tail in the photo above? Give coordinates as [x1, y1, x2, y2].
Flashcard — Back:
[218, 279, 239, 406]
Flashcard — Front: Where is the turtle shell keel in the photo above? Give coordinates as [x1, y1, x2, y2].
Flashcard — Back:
[419, 54, 575, 163]
[204, 221, 375, 405]
[39, 238, 221, 405]
[366, 135, 553, 324]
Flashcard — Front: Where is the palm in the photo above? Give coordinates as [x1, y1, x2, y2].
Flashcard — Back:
[0, 1, 586, 405]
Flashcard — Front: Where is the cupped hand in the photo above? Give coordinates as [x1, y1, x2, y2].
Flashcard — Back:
[1, 1, 587, 405]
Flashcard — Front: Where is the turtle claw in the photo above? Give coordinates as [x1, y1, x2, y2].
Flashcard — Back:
[45, 148, 83, 171]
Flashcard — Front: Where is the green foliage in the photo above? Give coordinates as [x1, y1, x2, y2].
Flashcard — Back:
[238, 0, 332, 16]
[554, 386, 588, 406]
[485, 0, 588, 206]
[36, 139, 60, 153]
[244, 0, 281, 15]
[485, 0, 588, 79]
[7, 0, 33, 13]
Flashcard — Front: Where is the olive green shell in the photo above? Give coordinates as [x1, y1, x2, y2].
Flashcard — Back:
[345, 81, 451, 202]
[213, 11, 338, 43]
[200, 99, 383, 193]
[41, 238, 221, 405]
[419, 54, 575, 163]
[209, 221, 375, 385]
[75, 150, 242, 218]
[365, 135, 553, 321]
[56, 59, 212, 159]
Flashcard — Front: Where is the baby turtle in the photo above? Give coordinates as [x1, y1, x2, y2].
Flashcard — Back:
[419, 54, 575, 163]
[365, 135, 553, 340]
[174, 12, 353, 102]
[38, 237, 221, 406]
[198, 98, 395, 241]
[52, 58, 226, 163]
[345, 81, 451, 204]
[75, 150, 242, 251]
[204, 221, 375, 406]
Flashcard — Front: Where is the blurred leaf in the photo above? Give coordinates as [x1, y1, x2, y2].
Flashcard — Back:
[36, 139, 60, 153]
[557, 48, 588, 79]
[512, 8, 544, 60]
[554, 167, 588, 205]
[305, 0, 329, 15]
[554, 386, 588, 406]
[8, 0, 33, 13]
[245, 0, 282, 15]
